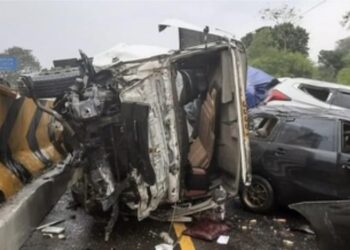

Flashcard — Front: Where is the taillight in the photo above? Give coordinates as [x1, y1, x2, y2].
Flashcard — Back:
[265, 89, 291, 103]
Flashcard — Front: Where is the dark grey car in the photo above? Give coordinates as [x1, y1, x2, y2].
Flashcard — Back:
[240, 105, 350, 213]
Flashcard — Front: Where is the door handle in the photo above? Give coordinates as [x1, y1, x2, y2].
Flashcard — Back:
[274, 148, 286, 156]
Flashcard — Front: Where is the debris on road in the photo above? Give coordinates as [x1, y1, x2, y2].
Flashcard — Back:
[36, 219, 65, 230]
[216, 235, 230, 245]
[249, 219, 257, 225]
[283, 239, 295, 247]
[184, 219, 231, 241]
[159, 232, 174, 245]
[42, 234, 54, 239]
[273, 218, 287, 223]
[154, 243, 173, 250]
[41, 226, 65, 235]
[58, 234, 66, 240]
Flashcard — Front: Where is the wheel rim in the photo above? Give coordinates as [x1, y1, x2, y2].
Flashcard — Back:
[243, 180, 269, 209]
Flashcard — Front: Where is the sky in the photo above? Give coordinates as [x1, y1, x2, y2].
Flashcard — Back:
[0, 0, 349, 67]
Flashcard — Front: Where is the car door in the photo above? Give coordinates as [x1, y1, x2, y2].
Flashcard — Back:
[263, 116, 338, 204]
[336, 121, 350, 198]
[249, 114, 280, 172]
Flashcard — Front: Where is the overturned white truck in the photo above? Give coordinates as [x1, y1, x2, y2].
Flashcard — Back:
[21, 22, 251, 241]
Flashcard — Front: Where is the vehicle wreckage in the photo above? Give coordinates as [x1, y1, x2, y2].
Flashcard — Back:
[3, 22, 251, 242]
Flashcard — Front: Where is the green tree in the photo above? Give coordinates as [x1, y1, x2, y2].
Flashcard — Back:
[260, 5, 300, 24]
[241, 32, 254, 48]
[318, 50, 345, 77]
[272, 23, 309, 55]
[337, 37, 350, 53]
[250, 50, 314, 78]
[0, 46, 41, 86]
[317, 37, 350, 81]
[337, 67, 350, 85]
[241, 23, 309, 56]
[244, 27, 276, 59]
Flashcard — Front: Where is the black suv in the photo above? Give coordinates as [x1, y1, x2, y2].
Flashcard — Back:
[240, 105, 350, 213]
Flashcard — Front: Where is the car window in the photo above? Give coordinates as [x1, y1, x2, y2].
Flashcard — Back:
[276, 117, 336, 151]
[332, 92, 350, 109]
[299, 84, 330, 102]
[250, 116, 278, 138]
[342, 122, 350, 154]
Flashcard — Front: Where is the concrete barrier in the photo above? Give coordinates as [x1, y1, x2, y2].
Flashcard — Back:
[0, 159, 72, 250]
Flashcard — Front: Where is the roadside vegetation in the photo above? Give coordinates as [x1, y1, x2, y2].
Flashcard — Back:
[241, 6, 350, 85]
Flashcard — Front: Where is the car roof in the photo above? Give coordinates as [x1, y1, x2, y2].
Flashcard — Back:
[251, 105, 350, 121]
[278, 77, 350, 92]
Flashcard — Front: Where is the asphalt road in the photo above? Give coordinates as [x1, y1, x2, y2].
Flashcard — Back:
[22, 192, 317, 250]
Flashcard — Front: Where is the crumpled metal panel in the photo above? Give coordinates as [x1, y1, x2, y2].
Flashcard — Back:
[117, 59, 181, 220]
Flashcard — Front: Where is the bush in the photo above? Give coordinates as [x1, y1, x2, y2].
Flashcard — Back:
[337, 67, 350, 85]
[250, 50, 314, 78]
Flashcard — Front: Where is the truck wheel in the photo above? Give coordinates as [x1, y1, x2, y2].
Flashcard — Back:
[240, 175, 275, 213]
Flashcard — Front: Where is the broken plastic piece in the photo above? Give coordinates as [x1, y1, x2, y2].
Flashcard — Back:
[273, 218, 287, 223]
[283, 239, 294, 247]
[58, 234, 66, 240]
[42, 233, 54, 239]
[154, 243, 173, 250]
[216, 235, 230, 245]
[36, 219, 65, 230]
[249, 219, 257, 225]
[160, 232, 174, 245]
[41, 226, 65, 234]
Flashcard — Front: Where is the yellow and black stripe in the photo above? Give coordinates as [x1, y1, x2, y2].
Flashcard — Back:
[0, 88, 63, 202]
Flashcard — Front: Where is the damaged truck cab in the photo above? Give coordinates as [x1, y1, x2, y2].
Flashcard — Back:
[114, 41, 251, 221]
[18, 24, 251, 240]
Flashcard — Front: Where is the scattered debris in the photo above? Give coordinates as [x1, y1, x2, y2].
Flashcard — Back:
[149, 230, 158, 238]
[273, 218, 287, 223]
[159, 232, 174, 245]
[291, 224, 315, 235]
[184, 219, 231, 241]
[216, 235, 230, 245]
[42, 233, 54, 239]
[280, 230, 294, 238]
[283, 239, 294, 247]
[154, 243, 173, 250]
[58, 234, 66, 240]
[36, 219, 65, 230]
[41, 226, 65, 234]
[241, 225, 248, 231]
[249, 219, 257, 225]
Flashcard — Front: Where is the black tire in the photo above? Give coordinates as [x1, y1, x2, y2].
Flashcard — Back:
[240, 175, 275, 213]
[20, 67, 81, 98]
